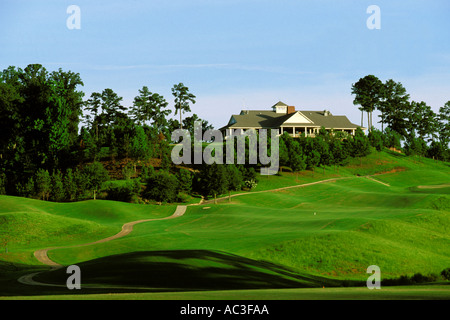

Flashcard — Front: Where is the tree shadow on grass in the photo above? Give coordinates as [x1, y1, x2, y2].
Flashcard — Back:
[35, 250, 340, 293]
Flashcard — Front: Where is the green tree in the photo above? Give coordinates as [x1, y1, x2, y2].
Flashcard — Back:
[177, 168, 193, 194]
[303, 137, 321, 172]
[50, 169, 65, 202]
[198, 163, 228, 201]
[227, 165, 243, 189]
[278, 133, 291, 169]
[427, 141, 448, 161]
[73, 168, 89, 200]
[144, 171, 180, 203]
[404, 133, 427, 157]
[0, 64, 83, 175]
[129, 86, 152, 126]
[182, 114, 213, 138]
[329, 138, 348, 171]
[0, 173, 6, 195]
[383, 127, 402, 150]
[64, 168, 77, 201]
[288, 140, 307, 172]
[140, 164, 155, 180]
[35, 169, 51, 201]
[368, 128, 384, 152]
[172, 83, 196, 129]
[351, 75, 385, 132]
[83, 161, 110, 200]
[349, 128, 371, 164]
[409, 101, 439, 142]
[159, 140, 172, 171]
[380, 79, 410, 134]
[130, 126, 151, 172]
[130, 86, 171, 131]
[100, 88, 126, 125]
[438, 101, 450, 147]
[84, 92, 102, 142]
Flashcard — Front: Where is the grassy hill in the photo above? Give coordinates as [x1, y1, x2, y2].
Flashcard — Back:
[1, 149, 449, 298]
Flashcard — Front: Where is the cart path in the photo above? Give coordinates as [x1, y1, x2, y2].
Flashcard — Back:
[18, 172, 393, 288]
[18, 205, 187, 286]
[202, 177, 350, 204]
[203, 172, 396, 204]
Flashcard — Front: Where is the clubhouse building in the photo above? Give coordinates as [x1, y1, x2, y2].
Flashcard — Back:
[219, 101, 364, 139]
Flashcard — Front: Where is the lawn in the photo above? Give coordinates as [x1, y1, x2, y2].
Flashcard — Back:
[0, 150, 449, 298]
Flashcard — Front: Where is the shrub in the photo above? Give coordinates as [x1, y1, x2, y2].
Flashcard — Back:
[244, 179, 258, 190]
[177, 168, 193, 193]
[104, 179, 141, 202]
[144, 171, 180, 203]
[122, 163, 134, 180]
[441, 268, 450, 280]
[140, 164, 155, 180]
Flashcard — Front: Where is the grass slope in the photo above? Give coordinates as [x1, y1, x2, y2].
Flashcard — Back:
[1, 150, 449, 297]
[0, 197, 174, 265]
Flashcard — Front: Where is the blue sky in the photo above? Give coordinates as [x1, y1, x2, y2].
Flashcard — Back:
[1, 0, 449, 129]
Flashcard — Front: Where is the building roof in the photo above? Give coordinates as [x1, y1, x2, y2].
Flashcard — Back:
[219, 102, 362, 131]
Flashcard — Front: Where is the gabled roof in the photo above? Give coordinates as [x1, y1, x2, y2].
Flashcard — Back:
[300, 111, 360, 129]
[272, 101, 288, 108]
[219, 103, 362, 131]
[220, 110, 290, 130]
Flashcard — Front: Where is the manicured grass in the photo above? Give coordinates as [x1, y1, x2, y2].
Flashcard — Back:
[1, 149, 449, 298]
[35, 250, 338, 291]
[46, 154, 450, 282]
[0, 196, 175, 264]
[2, 285, 449, 300]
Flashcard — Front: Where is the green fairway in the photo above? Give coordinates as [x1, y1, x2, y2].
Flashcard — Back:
[0, 197, 175, 265]
[2, 285, 449, 300]
[1, 150, 449, 298]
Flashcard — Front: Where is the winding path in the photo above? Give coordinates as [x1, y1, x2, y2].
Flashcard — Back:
[18, 205, 187, 286]
[202, 178, 350, 204]
[18, 173, 392, 288]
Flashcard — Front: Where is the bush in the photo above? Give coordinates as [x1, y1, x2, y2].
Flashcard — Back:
[176, 168, 193, 193]
[382, 272, 442, 286]
[244, 179, 258, 190]
[104, 179, 141, 203]
[144, 171, 180, 203]
[140, 164, 155, 180]
[122, 163, 135, 180]
[441, 268, 450, 280]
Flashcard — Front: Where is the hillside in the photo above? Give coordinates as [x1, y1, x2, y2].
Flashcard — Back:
[1, 150, 449, 297]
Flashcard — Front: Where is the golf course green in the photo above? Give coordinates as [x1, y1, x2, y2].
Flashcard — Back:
[1, 150, 449, 299]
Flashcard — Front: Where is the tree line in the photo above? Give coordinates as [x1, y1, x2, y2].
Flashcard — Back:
[351, 75, 449, 160]
[0, 66, 448, 204]
[0, 64, 211, 199]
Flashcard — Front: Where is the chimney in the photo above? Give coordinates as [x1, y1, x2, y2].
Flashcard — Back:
[287, 106, 296, 114]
